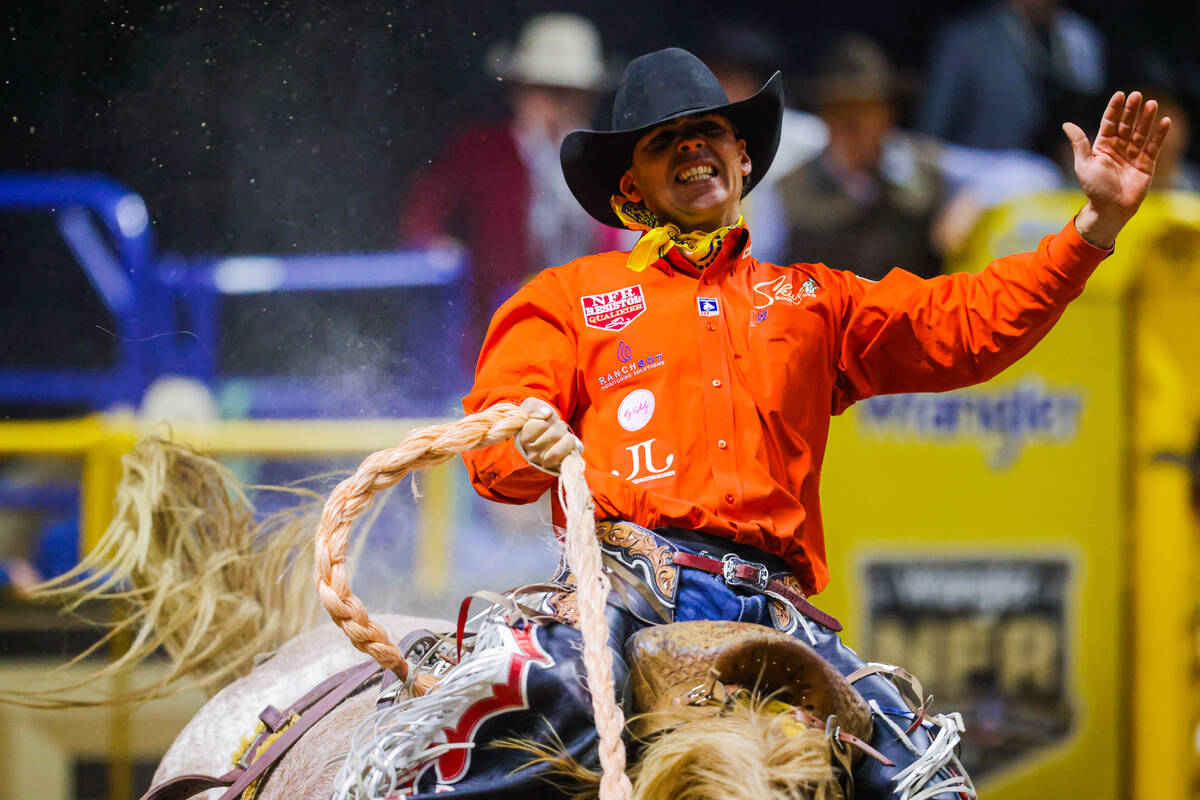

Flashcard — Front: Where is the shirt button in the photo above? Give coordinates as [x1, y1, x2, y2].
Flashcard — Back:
[712, 379, 722, 388]
[717, 439, 727, 449]
[706, 322, 716, 331]
[725, 494, 735, 504]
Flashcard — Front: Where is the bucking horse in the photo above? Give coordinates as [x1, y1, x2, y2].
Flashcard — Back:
[8, 405, 973, 800]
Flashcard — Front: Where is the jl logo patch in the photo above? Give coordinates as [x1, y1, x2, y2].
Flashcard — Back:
[697, 297, 720, 316]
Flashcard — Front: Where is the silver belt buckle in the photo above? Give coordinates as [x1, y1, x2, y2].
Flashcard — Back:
[722, 553, 769, 591]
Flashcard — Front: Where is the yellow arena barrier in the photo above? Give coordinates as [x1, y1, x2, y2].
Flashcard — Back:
[817, 190, 1200, 799]
[0, 415, 456, 592]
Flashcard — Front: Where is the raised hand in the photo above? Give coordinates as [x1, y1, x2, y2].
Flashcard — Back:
[1064, 91, 1171, 249]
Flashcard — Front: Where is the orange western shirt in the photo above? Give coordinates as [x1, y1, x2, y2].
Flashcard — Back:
[461, 221, 1109, 595]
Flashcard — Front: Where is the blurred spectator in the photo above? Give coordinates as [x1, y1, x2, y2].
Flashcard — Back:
[929, 141, 1065, 254]
[917, 0, 1106, 156]
[0, 513, 77, 594]
[702, 25, 828, 263]
[776, 35, 946, 280]
[1146, 89, 1199, 192]
[399, 14, 620, 353]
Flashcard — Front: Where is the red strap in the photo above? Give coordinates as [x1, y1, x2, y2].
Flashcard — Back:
[670, 551, 842, 631]
[793, 707, 894, 767]
[456, 595, 474, 663]
[836, 730, 894, 767]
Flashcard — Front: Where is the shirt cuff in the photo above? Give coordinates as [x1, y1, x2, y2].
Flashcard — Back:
[1047, 218, 1112, 285]
[513, 435, 561, 476]
[1066, 216, 1116, 256]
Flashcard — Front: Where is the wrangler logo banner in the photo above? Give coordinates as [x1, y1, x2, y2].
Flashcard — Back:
[855, 377, 1085, 469]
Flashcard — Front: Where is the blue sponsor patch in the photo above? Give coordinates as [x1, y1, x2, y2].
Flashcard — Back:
[697, 297, 720, 316]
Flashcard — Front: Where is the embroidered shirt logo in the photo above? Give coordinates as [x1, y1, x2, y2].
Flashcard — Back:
[581, 285, 646, 331]
[597, 352, 665, 391]
[752, 275, 821, 310]
[613, 438, 676, 484]
[616, 340, 633, 362]
[697, 297, 720, 316]
[617, 389, 655, 432]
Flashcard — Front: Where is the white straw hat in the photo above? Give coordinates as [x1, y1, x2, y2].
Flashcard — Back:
[488, 13, 608, 91]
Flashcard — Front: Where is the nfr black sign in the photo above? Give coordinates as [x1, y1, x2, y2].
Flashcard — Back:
[863, 558, 1072, 780]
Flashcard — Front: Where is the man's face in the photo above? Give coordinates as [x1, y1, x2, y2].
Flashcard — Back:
[619, 113, 751, 232]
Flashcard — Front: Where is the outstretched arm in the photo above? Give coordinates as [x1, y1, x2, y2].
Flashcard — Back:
[1065, 91, 1172, 249]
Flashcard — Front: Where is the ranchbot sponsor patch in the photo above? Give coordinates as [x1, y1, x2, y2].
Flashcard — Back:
[597, 351, 665, 390]
[581, 285, 647, 332]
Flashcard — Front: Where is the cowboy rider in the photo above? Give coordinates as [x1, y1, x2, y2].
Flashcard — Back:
[460, 48, 1170, 798]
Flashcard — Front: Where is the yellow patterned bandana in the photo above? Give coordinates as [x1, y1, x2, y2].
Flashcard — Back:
[610, 195, 744, 273]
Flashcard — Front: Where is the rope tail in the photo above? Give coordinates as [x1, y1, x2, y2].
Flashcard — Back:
[312, 402, 633, 799]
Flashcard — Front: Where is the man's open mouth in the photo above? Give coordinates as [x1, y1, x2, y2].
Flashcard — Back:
[676, 165, 717, 184]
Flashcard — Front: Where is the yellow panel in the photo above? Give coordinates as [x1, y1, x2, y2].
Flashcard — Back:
[0, 415, 457, 585]
[948, 190, 1200, 297]
[819, 192, 1200, 798]
[1130, 225, 1200, 799]
[821, 297, 1124, 796]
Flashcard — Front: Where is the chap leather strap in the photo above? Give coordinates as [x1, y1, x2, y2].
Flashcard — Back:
[669, 551, 842, 631]
[139, 659, 384, 800]
[790, 705, 895, 767]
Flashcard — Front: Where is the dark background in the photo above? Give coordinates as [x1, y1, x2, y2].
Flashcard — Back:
[2, 0, 1195, 255]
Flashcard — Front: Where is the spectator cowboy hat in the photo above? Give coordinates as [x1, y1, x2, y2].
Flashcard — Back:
[807, 34, 916, 106]
[560, 47, 784, 228]
[488, 13, 609, 91]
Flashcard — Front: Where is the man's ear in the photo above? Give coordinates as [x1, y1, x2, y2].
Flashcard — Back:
[618, 171, 643, 202]
[738, 140, 752, 177]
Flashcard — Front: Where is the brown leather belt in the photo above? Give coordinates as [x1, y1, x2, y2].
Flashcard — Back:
[670, 551, 842, 631]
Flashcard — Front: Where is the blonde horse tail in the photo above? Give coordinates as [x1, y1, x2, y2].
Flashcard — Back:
[4, 436, 322, 707]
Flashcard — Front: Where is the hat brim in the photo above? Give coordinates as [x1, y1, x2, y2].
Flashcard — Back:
[560, 72, 784, 228]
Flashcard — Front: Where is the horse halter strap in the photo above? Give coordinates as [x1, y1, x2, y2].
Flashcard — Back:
[138, 660, 383, 800]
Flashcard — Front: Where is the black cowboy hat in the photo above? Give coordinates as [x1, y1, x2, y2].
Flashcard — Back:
[560, 47, 784, 228]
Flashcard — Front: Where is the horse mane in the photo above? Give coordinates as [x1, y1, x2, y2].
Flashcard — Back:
[5, 436, 325, 707]
[629, 698, 837, 800]
[490, 694, 837, 800]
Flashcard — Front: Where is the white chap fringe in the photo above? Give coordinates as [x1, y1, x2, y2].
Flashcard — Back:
[332, 619, 513, 800]
[869, 700, 977, 800]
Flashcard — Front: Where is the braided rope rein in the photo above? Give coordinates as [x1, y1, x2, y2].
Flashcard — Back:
[313, 402, 632, 799]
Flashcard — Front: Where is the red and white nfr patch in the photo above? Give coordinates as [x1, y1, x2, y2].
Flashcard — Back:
[581, 285, 646, 332]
